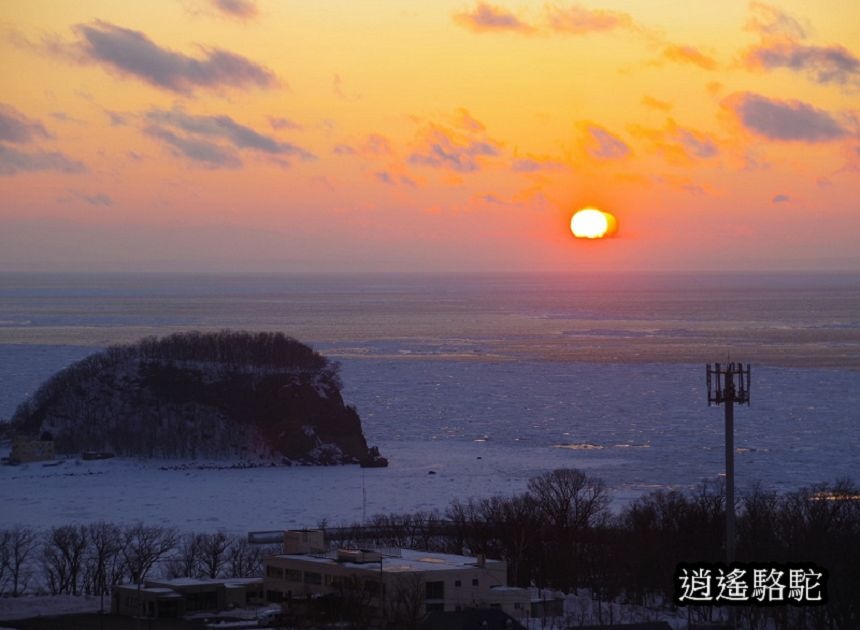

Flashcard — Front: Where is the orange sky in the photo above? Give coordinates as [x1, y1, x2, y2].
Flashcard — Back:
[1, 1, 858, 272]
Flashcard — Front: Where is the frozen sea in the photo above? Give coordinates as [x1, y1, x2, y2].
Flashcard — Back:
[1, 272, 859, 534]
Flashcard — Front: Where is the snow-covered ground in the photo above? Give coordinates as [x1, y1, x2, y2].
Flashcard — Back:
[0, 594, 102, 620]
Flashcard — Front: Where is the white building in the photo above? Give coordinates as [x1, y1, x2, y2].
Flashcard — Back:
[263, 530, 529, 622]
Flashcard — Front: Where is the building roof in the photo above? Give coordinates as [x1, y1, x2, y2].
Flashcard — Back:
[273, 548, 503, 574]
[146, 577, 263, 588]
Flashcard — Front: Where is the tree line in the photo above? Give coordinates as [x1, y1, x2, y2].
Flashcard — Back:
[0, 523, 276, 598]
[327, 470, 859, 629]
[11, 330, 340, 436]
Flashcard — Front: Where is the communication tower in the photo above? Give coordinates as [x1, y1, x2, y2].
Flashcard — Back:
[706, 362, 750, 565]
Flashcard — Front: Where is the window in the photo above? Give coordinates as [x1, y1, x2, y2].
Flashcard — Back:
[472, 578, 479, 586]
[266, 566, 284, 579]
[455, 579, 461, 587]
[425, 581, 445, 600]
[303, 571, 322, 585]
[426, 602, 444, 612]
[266, 590, 283, 603]
[285, 569, 302, 583]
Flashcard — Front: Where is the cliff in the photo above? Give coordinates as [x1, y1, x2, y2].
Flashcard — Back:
[10, 331, 385, 465]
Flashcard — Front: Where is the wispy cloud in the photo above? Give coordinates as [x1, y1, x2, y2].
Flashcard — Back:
[745, 2, 808, 39]
[374, 171, 394, 185]
[72, 21, 276, 93]
[723, 92, 846, 142]
[268, 116, 301, 131]
[630, 120, 719, 163]
[741, 3, 858, 87]
[743, 41, 860, 86]
[453, 2, 535, 34]
[662, 44, 717, 70]
[0, 144, 86, 175]
[409, 126, 500, 173]
[584, 124, 631, 160]
[546, 3, 635, 35]
[211, 0, 258, 19]
[333, 73, 360, 101]
[59, 190, 113, 206]
[772, 194, 791, 203]
[642, 95, 672, 111]
[512, 156, 566, 172]
[143, 125, 242, 169]
[451, 108, 486, 133]
[146, 108, 315, 159]
[0, 104, 51, 143]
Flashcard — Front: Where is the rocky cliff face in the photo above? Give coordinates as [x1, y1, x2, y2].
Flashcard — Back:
[11, 331, 383, 465]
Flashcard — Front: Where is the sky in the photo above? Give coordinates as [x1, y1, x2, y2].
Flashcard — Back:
[1, 0, 858, 273]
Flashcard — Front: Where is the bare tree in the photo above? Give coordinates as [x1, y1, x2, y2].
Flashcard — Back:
[122, 524, 178, 584]
[165, 533, 202, 579]
[226, 536, 264, 578]
[197, 532, 231, 578]
[83, 522, 125, 596]
[0, 529, 11, 595]
[7, 526, 38, 597]
[42, 525, 88, 595]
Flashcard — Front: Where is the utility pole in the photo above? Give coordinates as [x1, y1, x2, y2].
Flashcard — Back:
[706, 362, 750, 565]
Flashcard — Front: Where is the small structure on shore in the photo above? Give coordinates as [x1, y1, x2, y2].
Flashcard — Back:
[9, 432, 55, 463]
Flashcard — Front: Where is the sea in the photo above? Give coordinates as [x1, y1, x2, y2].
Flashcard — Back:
[1, 272, 859, 533]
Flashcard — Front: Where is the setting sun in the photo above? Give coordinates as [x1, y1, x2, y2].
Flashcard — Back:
[571, 208, 617, 239]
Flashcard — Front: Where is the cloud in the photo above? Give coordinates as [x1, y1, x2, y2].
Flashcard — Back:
[374, 171, 394, 185]
[546, 4, 634, 35]
[60, 191, 113, 206]
[0, 145, 86, 175]
[642, 95, 672, 111]
[143, 125, 242, 169]
[211, 0, 258, 19]
[662, 44, 717, 70]
[333, 73, 360, 101]
[409, 127, 499, 173]
[73, 21, 276, 93]
[745, 2, 807, 39]
[670, 127, 718, 158]
[0, 104, 51, 143]
[146, 108, 315, 159]
[723, 92, 846, 142]
[744, 41, 860, 86]
[105, 110, 129, 126]
[584, 124, 630, 159]
[512, 156, 566, 172]
[268, 116, 301, 130]
[453, 3, 534, 34]
[772, 194, 791, 203]
[452, 108, 486, 132]
[333, 144, 356, 155]
[362, 133, 392, 156]
[630, 120, 719, 163]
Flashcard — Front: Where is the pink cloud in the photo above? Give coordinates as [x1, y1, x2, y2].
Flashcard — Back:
[662, 44, 717, 70]
[546, 4, 635, 35]
[453, 3, 534, 34]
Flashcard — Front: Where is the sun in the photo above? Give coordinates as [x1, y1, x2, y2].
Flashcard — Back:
[570, 208, 617, 239]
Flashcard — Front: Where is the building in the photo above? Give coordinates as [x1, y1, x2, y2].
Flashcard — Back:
[263, 530, 530, 623]
[112, 576, 263, 618]
[10, 434, 55, 463]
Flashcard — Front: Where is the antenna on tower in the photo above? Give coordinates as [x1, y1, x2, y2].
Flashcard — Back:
[706, 362, 751, 566]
